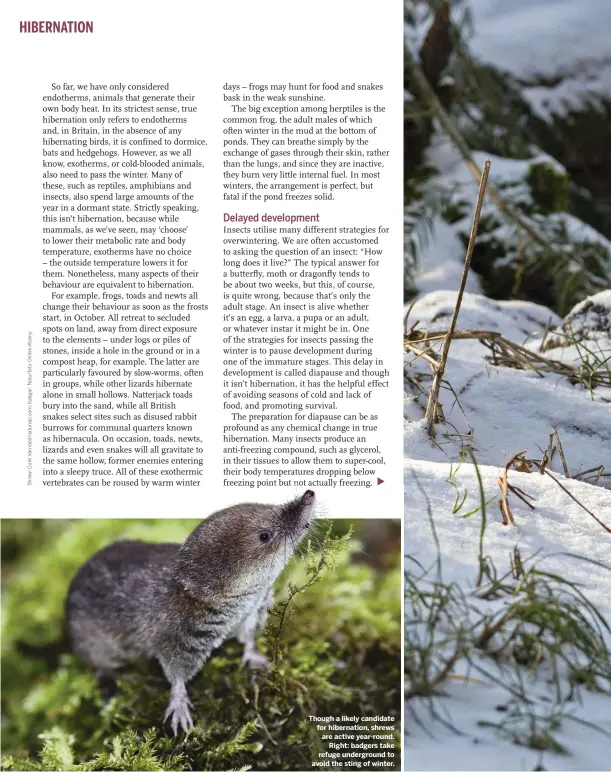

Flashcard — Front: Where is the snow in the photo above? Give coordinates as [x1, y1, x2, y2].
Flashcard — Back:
[404, 290, 611, 483]
[405, 5, 611, 767]
[411, 130, 611, 299]
[467, 0, 611, 118]
[404, 290, 611, 769]
[428, 133, 611, 258]
[547, 289, 611, 344]
[468, 0, 611, 81]
[406, 460, 611, 617]
[412, 219, 481, 296]
[405, 459, 611, 770]
[408, 1, 611, 119]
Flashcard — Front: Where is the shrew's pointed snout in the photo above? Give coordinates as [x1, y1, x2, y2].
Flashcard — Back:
[300, 490, 315, 520]
[281, 490, 315, 529]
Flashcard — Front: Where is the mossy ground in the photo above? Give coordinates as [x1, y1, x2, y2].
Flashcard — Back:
[1, 519, 401, 771]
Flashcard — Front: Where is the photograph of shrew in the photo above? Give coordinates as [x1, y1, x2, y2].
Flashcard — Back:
[1, 492, 401, 771]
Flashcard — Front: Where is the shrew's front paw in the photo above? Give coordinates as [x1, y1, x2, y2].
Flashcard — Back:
[243, 648, 271, 671]
[164, 691, 194, 736]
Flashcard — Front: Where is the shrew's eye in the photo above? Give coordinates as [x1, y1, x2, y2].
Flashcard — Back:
[259, 531, 272, 543]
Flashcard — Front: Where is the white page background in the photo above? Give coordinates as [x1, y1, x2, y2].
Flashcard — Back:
[1, 0, 403, 520]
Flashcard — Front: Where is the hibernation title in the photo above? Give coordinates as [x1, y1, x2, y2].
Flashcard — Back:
[20, 21, 93, 33]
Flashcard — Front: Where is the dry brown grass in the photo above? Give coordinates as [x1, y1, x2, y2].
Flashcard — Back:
[404, 327, 611, 389]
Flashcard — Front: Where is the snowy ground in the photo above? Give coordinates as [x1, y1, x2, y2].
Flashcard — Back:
[405, 289, 611, 483]
[405, 293, 611, 772]
[406, 461, 611, 771]
[468, 0, 611, 118]
[405, 3, 611, 769]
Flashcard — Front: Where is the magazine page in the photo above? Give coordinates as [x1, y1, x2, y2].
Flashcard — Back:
[4, 5, 403, 519]
[1, 1, 403, 771]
